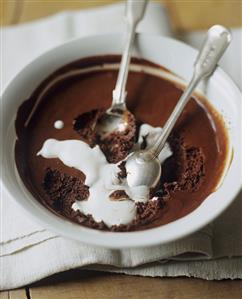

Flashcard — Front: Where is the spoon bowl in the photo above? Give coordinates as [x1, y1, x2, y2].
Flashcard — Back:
[96, 108, 130, 137]
[126, 150, 161, 188]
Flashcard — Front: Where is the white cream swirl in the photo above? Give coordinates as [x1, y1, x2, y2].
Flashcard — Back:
[37, 124, 172, 226]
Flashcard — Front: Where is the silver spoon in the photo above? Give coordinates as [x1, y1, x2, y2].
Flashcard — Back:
[96, 0, 148, 137]
[125, 25, 232, 188]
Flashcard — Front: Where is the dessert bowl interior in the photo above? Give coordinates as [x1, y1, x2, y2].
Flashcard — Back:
[2, 33, 242, 248]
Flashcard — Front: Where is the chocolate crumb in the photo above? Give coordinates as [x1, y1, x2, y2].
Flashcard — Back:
[74, 109, 136, 163]
[73, 109, 105, 147]
[161, 134, 205, 193]
[178, 147, 205, 191]
[117, 161, 127, 179]
[136, 198, 164, 223]
[109, 190, 129, 201]
[43, 168, 89, 212]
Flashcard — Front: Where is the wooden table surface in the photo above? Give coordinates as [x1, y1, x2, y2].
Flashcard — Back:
[1, 270, 242, 299]
[1, 1, 242, 298]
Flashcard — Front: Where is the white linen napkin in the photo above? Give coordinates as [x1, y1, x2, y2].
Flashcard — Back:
[1, 2, 242, 290]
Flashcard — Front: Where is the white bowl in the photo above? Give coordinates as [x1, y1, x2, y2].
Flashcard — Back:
[1, 33, 242, 248]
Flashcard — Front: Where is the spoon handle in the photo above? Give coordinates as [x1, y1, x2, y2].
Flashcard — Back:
[111, 0, 148, 110]
[148, 25, 232, 158]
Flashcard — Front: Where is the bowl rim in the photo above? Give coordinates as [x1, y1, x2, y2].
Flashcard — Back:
[1, 32, 242, 248]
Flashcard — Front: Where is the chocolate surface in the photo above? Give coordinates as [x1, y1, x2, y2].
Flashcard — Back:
[15, 55, 228, 231]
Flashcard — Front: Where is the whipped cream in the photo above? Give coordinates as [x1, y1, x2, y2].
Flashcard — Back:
[54, 120, 64, 129]
[37, 124, 172, 226]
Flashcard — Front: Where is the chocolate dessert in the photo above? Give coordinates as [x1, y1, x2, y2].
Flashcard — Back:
[15, 56, 228, 231]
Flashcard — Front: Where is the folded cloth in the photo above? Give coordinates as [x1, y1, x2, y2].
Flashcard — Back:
[1, 2, 242, 290]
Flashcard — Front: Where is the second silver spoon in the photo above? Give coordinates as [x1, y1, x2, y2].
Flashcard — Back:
[125, 25, 232, 188]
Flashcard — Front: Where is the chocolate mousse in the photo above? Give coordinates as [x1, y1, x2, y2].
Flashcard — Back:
[15, 55, 228, 231]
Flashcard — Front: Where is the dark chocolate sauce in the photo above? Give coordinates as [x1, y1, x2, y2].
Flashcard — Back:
[15, 56, 228, 231]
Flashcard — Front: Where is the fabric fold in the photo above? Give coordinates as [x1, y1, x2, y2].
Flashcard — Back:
[0, 235, 213, 289]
